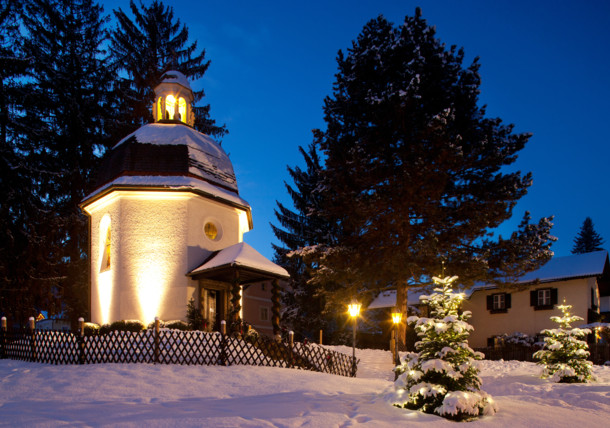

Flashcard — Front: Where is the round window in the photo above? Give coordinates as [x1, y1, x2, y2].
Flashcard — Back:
[204, 222, 221, 241]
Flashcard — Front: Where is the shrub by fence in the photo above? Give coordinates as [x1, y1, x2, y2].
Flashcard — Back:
[0, 318, 357, 377]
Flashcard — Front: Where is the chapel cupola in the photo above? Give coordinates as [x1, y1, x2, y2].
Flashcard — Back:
[153, 70, 195, 125]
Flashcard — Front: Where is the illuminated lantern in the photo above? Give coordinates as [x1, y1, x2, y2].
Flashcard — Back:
[81, 72, 288, 327]
[152, 70, 195, 125]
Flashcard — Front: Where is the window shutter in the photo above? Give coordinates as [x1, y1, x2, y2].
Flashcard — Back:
[530, 290, 536, 306]
[505, 293, 511, 309]
[487, 295, 493, 310]
[551, 288, 558, 305]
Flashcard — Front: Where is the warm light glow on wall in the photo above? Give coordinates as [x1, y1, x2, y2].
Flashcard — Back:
[85, 191, 194, 215]
[98, 270, 113, 325]
[97, 214, 114, 324]
[237, 209, 251, 241]
[135, 260, 168, 324]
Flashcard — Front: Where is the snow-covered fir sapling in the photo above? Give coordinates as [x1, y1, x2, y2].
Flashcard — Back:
[391, 276, 497, 421]
[533, 300, 594, 383]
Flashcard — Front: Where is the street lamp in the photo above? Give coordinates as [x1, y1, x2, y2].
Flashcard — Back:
[391, 308, 402, 366]
[347, 301, 361, 377]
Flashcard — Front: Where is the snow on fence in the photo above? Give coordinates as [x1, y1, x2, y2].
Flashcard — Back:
[0, 320, 356, 377]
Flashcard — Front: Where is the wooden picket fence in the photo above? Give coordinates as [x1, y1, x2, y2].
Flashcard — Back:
[0, 321, 357, 377]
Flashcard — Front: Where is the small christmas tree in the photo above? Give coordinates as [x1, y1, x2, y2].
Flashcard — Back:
[533, 301, 594, 383]
[391, 276, 497, 421]
[186, 298, 205, 331]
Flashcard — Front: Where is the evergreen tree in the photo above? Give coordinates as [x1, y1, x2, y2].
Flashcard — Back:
[271, 143, 340, 340]
[17, 0, 114, 322]
[533, 301, 594, 383]
[298, 10, 555, 344]
[392, 276, 497, 420]
[110, 0, 225, 138]
[0, 0, 54, 323]
[571, 217, 605, 254]
[186, 297, 204, 330]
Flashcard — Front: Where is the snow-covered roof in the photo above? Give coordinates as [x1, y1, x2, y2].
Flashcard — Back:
[370, 251, 610, 305]
[158, 70, 192, 91]
[112, 123, 237, 192]
[468, 250, 609, 295]
[518, 250, 608, 283]
[82, 175, 250, 212]
[368, 288, 428, 309]
[189, 242, 289, 280]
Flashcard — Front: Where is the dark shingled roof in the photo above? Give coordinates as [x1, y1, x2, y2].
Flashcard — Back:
[96, 140, 189, 187]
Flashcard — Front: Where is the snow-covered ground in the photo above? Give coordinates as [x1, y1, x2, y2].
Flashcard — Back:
[1, 346, 608, 427]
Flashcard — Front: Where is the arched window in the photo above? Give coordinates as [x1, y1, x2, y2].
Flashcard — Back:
[157, 97, 163, 121]
[165, 95, 176, 120]
[100, 216, 111, 272]
[178, 97, 187, 123]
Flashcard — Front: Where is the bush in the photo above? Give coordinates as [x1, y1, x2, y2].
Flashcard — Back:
[499, 332, 535, 347]
[164, 320, 191, 331]
[99, 320, 146, 334]
[83, 322, 100, 336]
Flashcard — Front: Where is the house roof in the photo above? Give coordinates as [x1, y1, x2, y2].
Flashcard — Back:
[518, 250, 608, 283]
[188, 242, 290, 283]
[369, 251, 610, 306]
[368, 288, 428, 309]
[468, 250, 609, 295]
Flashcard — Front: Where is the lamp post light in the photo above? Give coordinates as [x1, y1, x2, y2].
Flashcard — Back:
[391, 308, 403, 366]
[347, 301, 361, 377]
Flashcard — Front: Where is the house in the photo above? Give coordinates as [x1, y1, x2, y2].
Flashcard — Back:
[80, 71, 289, 332]
[463, 251, 610, 348]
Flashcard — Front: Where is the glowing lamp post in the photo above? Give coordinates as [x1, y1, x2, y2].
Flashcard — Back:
[348, 301, 361, 377]
[391, 308, 402, 366]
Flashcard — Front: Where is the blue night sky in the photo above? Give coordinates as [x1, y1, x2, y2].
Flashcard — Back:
[103, 0, 610, 260]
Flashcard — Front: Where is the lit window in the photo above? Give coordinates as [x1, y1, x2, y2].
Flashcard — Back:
[178, 97, 186, 123]
[100, 219, 111, 272]
[260, 307, 269, 321]
[493, 293, 505, 310]
[165, 94, 176, 120]
[157, 97, 162, 121]
[538, 289, 551, 306]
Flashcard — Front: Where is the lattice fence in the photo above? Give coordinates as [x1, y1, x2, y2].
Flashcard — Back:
[0, 327, 357, 377]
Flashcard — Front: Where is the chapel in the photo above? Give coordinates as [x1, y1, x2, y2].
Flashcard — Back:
[80, 71, 288, 334]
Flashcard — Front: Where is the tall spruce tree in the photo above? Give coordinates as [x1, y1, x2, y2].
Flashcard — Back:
[110, 0, 225, 138]
[571, 217, 604, 254]
[0, 0, 55, 323]
[17, 0, 114, 322]
[271, 143, 340, 340]
[299, 10, 555, 345]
